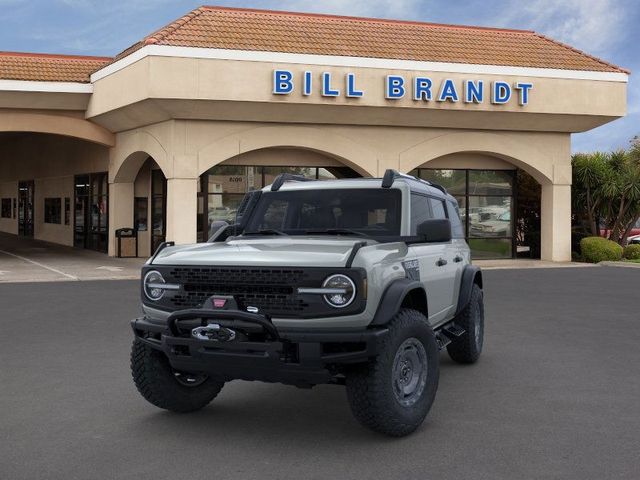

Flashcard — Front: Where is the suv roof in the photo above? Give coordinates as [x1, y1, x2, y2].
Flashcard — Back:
[264, 169, 450, 200]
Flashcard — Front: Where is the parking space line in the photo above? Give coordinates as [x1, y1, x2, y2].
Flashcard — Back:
[0, 250, 79, 280]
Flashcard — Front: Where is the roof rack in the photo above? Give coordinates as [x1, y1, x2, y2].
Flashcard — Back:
[381, 169, 448, 194]
[270, 173, 313, 191]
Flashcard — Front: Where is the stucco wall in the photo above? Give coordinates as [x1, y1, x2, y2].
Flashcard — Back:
[88, 56, 627, 134]
[34, 175, 73, 246]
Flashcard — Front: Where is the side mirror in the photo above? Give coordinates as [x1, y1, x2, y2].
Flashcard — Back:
[417, 219, 452, 243]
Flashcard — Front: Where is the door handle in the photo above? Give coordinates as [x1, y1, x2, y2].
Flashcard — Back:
[436, 258, 448, 267]
[454, 255, 463, 263]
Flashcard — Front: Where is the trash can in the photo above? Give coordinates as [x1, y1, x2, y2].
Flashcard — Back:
[115, 228, 138, 258]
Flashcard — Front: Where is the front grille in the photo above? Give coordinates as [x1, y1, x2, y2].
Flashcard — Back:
[166, 267, 312, 315]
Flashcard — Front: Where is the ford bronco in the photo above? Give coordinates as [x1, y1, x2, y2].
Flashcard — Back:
[130, 169, 484, 436]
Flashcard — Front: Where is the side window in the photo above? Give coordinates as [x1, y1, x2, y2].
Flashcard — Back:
[410, 194, 432, 234]
[429, 198, 447, 219]
[258, 200, 288, 230]
[447, 200, 465, 239]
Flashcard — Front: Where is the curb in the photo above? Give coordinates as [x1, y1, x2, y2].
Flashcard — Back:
[599, 261, 640, 268]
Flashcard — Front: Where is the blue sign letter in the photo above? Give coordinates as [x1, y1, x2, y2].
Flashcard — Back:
[492, 81, 511, 104]
[273, 70, 293, 95]
[413, 77, 433, 101]
[322, 72, 340, 97]
[386, 75, 405, 99]
[346, 73, 364, 97]
[438, 79, 459, 102]
[303, 71, 312, 96]
[515, 82, 533, 105]
[464, 80, 483, 103]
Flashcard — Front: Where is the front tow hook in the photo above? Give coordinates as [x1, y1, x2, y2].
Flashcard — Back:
[191, 323, 237, 342]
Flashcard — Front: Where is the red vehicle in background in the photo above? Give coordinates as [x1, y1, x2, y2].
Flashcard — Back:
[599, 219, 640, 243]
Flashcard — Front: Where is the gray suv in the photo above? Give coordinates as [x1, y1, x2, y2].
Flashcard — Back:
[130, 169, 484, 436]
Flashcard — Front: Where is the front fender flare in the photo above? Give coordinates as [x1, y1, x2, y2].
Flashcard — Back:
[370, 278, 427, 326]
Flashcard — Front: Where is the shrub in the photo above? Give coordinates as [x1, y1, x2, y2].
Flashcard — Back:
[623, 244, 640, 260]
[580, 236, 623, 263]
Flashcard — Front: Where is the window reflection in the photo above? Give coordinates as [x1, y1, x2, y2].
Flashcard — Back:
[410, 168, 515, 258]
[468, 196, 512, 238]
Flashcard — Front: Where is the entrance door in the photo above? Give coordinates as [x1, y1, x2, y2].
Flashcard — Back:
[18, 180, 34, 237]
[150, 169, 167, 252]
[74, 173, 108, 253]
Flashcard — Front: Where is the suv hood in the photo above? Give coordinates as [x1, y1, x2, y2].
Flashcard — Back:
[151, 237, 370, 267]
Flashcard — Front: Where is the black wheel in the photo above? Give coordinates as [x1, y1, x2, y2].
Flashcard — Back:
[131, 339, 224, 413]
[447, 283, 484, 364]
[345, 308, 439, 437]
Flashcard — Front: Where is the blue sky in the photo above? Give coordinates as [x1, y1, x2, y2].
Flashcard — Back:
[1, 0, 637, 152]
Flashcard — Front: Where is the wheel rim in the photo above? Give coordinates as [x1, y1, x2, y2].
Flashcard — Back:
[172, 369, 208, 387]
[392, 337, 428, 407]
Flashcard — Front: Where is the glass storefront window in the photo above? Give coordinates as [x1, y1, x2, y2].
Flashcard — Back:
[414, 169, 467, 195]
[468, 196, 512, 238]
[262, 166, 316, 187]
[468, 170, 513, 195]
[468, 238, 512, 259]
[409, 168, 515, 259]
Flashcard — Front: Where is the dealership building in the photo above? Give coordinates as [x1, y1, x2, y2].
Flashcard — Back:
[0, 6, 629, 260]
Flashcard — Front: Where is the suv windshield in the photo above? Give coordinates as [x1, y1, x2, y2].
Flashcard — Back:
[244, 188, 401, 237]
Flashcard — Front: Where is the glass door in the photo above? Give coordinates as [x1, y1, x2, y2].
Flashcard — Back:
[74, 175, 89, 248]
[18, 180, 34, 238]
[74, 173, 108, 253]
[151, 169, 167, 252]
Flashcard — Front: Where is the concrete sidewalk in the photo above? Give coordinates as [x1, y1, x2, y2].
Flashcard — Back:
[474, 258, 595, 269]
[0, 232, 145, 283]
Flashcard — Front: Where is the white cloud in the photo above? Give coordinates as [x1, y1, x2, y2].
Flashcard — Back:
[500, 0, 626, 55]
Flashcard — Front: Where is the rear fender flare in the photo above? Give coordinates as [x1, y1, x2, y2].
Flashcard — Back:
[455, 265, 483, 317]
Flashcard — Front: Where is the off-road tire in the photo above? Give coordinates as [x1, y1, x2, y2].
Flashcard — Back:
[131, 339, 224, 412]
[447, 284, 484, 364]
[345, 308, 439, 437]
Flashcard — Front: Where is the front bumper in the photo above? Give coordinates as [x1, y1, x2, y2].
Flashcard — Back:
[131, 309, 388, 386]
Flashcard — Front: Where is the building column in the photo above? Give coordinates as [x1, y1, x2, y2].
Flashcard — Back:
[166, 177, 198, 245]
[108, 182, 134, 256]
[540, 183, 572, 262]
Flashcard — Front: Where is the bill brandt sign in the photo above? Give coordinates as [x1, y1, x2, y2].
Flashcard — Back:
[272, 70, 533, 105]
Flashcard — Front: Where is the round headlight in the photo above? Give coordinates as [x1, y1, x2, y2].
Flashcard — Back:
[322, 274, 356, 308]
[143, 270, 166, 301]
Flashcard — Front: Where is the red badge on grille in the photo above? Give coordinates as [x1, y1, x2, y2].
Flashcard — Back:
[213, 298, 226, 308]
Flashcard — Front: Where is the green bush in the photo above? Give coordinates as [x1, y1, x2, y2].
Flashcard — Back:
[623, 244, 640, 260]
[580, 237, 623, 263]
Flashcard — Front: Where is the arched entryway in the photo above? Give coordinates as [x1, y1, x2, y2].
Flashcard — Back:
[400, 131, 570, 262]
[109, 149, 170, 257]
[408, 153, 541, 259]
[197, 147, 361, 241]
[0, 130, 112, 251]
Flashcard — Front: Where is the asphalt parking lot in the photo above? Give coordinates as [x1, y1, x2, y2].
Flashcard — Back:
[1, 267, 639, 480]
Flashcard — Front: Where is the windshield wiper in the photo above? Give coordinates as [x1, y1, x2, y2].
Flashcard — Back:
[304, 228, 371, 238]
[243, 229, 288, 236]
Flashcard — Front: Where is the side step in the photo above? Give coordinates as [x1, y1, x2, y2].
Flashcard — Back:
[443, 323, 465, 338]
[435, 332, 451, 350]
[435, 323, 466, 350]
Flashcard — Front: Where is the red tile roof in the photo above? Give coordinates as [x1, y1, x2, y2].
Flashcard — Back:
[0, 51, 111, 83]
[114, 6, 628, 74]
